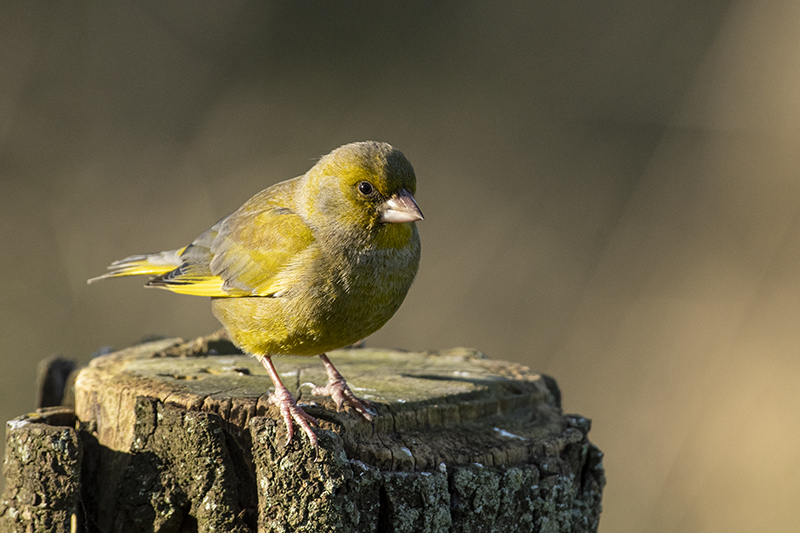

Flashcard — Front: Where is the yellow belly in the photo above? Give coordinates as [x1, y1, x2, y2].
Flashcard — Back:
[211, 238, 419, 357]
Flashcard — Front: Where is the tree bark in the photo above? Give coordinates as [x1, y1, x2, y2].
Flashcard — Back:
[2, 334, 605, 532]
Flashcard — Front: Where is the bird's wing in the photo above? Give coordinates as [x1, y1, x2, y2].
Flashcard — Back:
[210, 203, 315, 296]
[148, 182, 315, 297]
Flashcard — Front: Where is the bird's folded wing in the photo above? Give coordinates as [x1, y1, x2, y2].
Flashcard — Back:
[209, 203, 315, 296]
[147, 205, 315, 298]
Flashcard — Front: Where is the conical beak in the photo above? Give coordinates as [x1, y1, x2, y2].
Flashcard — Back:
[380, 189, 424, 224]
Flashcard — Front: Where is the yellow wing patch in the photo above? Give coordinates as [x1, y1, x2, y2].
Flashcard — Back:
[147, 276, 230, 297]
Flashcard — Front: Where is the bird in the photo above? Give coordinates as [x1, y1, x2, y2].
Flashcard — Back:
[88, 141, 423, 450]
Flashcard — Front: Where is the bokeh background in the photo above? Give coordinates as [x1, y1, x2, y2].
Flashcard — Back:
[3, 1, 800, 531]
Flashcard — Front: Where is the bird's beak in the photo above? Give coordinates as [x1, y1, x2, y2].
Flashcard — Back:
[380, 189, 424, 224]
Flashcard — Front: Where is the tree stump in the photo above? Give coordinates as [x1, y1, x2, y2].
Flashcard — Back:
[2, 334, 605, 533]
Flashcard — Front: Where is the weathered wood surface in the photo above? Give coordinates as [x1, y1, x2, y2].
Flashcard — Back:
[1, 408, 81, 533]
[2, 334, 605, 533]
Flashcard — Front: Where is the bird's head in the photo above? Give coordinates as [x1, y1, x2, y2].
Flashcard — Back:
[302, 141, 423, 243]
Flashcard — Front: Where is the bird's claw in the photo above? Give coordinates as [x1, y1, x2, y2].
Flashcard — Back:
[309, 377, 375, 421]
[269, 387, 319, 450]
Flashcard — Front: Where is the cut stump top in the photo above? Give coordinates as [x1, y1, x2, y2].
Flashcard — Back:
[74, 336, 574, 472]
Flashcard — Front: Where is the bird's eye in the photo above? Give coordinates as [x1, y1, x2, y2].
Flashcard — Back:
[357, 181, 374, 196]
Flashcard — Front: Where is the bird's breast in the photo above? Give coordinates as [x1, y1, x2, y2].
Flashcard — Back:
[318, 226, 420, 325]
[213, 225, 420, 358]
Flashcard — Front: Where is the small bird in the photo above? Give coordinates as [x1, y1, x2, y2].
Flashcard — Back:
[89, 141, 423, 449]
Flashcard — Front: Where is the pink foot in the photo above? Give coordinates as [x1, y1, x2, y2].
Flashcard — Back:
[259, 355, 318, 449]
[310, 353, 376, 421]
[269, 382, 319, 448]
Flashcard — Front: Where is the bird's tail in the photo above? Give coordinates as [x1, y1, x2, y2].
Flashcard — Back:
[87, 248, 186, 284]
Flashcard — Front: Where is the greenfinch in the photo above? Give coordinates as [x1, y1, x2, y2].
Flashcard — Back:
[89, 141, 423, 448]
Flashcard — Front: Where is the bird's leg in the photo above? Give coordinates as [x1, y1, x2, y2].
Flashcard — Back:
[310, 353, 375, 421]
[259, 355, 319, 449]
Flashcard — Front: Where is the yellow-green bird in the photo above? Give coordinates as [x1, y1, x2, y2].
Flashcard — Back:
[88, 141, 423, 449]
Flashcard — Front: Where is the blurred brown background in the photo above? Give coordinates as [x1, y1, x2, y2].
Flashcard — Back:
[3, 1, 800, 531]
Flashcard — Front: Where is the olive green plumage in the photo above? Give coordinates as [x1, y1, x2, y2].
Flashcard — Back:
[89, 140, 422, 361]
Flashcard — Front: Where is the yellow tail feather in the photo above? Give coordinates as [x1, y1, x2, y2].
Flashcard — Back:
[87, 248, 186, 284]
